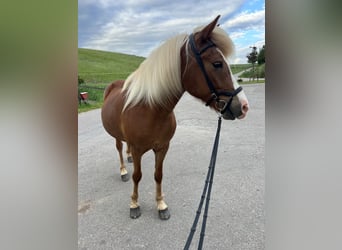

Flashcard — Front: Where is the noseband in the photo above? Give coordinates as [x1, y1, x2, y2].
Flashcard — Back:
[188, 34, 242, 117]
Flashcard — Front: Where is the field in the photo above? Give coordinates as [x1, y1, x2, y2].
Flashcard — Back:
[239, 63, 265, 78]
[78, 48, 145, 84]
[78, 48, 145, 112]
[230, 64, 253, 74]
[78, 48, 254, 113]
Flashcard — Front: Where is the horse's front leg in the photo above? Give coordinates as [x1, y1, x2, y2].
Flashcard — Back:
[153, 143, 170, 220]
[130, 147, 143, 219]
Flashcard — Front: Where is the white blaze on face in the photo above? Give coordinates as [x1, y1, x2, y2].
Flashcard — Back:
[229, 63, 249, 103]
[218, 49, 249, 119]
[230, 66, 249, 119]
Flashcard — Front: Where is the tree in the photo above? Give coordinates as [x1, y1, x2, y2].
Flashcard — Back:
[247, 46, 258, 64]
[247, 46, 258, 80]
[257, 45, 265, 65]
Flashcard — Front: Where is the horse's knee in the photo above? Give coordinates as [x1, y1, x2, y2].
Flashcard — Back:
[132, 171, 142, 183]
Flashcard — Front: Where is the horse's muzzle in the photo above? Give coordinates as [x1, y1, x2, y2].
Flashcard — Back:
[221, 97, 249, 120]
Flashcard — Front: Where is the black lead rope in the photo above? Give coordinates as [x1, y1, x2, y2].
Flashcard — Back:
[184, 116, 222, 250]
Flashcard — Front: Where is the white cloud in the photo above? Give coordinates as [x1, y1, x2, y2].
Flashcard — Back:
[229, 31, 247, 40]
[78, 0, 120, 8]
[79, 0, 265, 62]
[231, 38, 265, 64]
[222, 9, 265, 31]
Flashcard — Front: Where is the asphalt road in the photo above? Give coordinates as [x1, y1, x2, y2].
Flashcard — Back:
[78, 83, 265, 250]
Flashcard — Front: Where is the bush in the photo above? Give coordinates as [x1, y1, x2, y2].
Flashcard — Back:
[78, 75, 84, 85]
[258, 64, 265, 78]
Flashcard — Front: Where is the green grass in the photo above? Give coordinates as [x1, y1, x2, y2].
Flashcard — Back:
[78, 48, 145, 112]
[230, 64, 252, 74]
[78, 100, 103, 113]
[78, 48, 257, 113]
[240, 63, 265, 78]
[78, 48, 145, 84]
[240, 79, 265, 84]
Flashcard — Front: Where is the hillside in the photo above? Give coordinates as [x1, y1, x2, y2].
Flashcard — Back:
[78, 48, 252, 84]
[78, 48, 145, 84]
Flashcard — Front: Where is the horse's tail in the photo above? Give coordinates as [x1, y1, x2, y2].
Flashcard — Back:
[103, 80, 125, 101]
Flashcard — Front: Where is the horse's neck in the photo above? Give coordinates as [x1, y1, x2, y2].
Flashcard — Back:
[159, 90, 185, 114]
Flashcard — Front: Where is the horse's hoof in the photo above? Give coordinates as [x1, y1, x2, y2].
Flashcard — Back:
[158, 208, 170, 220]
[127, 156, 133, 163]
[121, 174, 129, 182]
[130, 207, 141, 219]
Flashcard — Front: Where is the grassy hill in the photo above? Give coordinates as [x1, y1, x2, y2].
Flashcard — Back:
[79, 48, 252, 84]
[78, 48, 145, 84]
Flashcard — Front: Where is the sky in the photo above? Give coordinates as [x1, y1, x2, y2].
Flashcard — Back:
[78, 0, 265, 64]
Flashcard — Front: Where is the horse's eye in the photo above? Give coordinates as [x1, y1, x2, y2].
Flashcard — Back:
[212, 61, 223, 68]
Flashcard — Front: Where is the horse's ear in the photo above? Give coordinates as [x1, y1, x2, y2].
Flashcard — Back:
[200, 15, 221, 41]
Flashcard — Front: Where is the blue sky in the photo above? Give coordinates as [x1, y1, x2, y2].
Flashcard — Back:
[78, 0, 264, 64]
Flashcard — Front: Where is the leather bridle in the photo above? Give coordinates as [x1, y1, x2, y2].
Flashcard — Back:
[188, 33, 243, 117]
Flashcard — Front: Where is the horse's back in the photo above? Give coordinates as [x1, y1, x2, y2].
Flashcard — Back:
[101, 80, 126, 141]
[104, 80, 125, 100]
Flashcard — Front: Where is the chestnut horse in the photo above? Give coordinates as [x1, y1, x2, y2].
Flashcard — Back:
[101, 15, 249, 220]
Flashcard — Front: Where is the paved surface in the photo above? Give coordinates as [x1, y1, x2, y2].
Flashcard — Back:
[78, 83, 265, 250]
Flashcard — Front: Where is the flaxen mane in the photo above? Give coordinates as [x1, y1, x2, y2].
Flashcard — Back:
[122, 26, 234, 110]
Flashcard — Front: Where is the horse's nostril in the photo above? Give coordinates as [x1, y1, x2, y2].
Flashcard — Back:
[242, 103, 249, 114]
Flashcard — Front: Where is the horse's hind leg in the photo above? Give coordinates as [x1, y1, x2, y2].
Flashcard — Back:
[126, 143, 133, 163]
[130, 147, 143, 219]
[115, 139, 129, 182]
[153, 143, 170, 220]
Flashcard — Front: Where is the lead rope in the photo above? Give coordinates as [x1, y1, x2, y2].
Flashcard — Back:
[184, 115, 222, 250]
